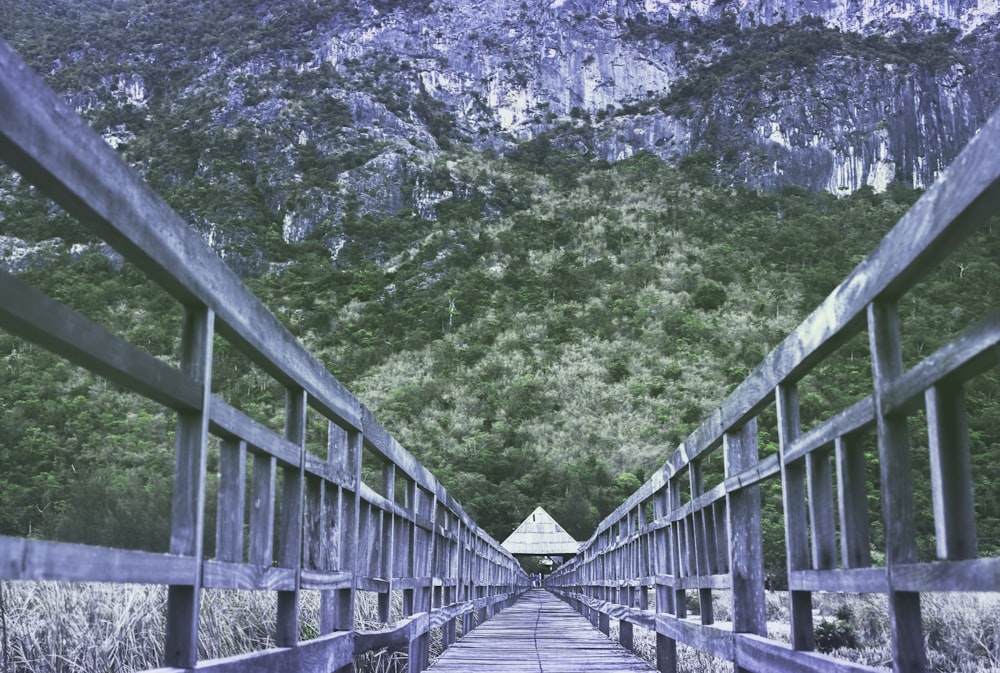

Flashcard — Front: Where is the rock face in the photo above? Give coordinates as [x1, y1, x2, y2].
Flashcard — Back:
[3, 0, 999, 262]
[312, 0, 999, 194]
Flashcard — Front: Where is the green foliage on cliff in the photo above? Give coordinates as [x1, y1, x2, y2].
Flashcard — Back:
[657, 15, 965, 112]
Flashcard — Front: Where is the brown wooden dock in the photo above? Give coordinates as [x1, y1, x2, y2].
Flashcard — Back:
[428, 590, 655, 672]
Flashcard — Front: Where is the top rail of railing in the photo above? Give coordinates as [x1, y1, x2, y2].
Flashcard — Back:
[548, 105, 1000, 673]
[0, 38, 527, 673]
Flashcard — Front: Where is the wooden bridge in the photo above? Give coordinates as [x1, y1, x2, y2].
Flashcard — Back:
[2, 36, 1000, 673]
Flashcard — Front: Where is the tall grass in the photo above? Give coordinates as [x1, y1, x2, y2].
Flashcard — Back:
[0, 582, 412, 673]
[2, 582, 165, 672]
[610, 591, 1000, 673]
[5, 583, 1000, 673]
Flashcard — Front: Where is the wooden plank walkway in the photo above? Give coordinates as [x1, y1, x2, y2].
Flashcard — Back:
[428, 590, 655, 672]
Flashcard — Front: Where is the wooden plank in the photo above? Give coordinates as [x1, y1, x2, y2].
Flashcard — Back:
[653, 613, 735, 661]
[249, 453, 277, 567]
[303, 452, 355, 490]
[147, 630, 355, 673]
[429, 591, 655, 672]
[330, 430, 364, 633]
[215, 438, 247, 564]
[0, 270, 201, 411]
[303, 475, 325, 572]
[883, 307, 1000, 415]
[357, 483, 411, 520]
[892, 557, 1000, 592]
[789, 568, 888, 594]
[0, 536, 195, 584]
[807, 450, 837, 570]
[724, 453, 781, 491]
[354, 577, 391, 593]
[835, 434, 871, 569]
[203, 561, 297, 591]
[209, 399, 301, 468]
[782, 398, 875, 465]
[672, 574, 731, 591]
[736, 634, 887, 673]
[925, 383, 977, 560]
[363, 408, 442, 499]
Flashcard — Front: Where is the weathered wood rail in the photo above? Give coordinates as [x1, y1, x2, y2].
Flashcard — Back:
[547, 105, 1000, 673]
[0, 40, 527, 672]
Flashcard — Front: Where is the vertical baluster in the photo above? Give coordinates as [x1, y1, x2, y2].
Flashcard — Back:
[777, 382, 815, 651]
[869, 300, 926, 672]
[216, 438, 246, 563]
[656, 481, 679, 673]
[926, 382, 977, 560]
[165, 306, 214, 668]
[836, 433, 871, 569]
[249, 452, 276, 567]
[725, 419, 767, 673]
[322, 420, 361, 673]
[276, 387, 306, 647]
[807, 448, 837, 571]
[379, 464, 397, 623]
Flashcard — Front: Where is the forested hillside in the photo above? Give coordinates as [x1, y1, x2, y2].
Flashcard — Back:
[4, 143, 999, 583]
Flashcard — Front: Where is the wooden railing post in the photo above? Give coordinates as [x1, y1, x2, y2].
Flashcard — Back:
[869, 300, 927, 672]
[776, 382, 815, 651]
[724, 419, 766, 673]
[276, 386, 306, 647]
[655, 483, 678, 673]
[407, 485, 432, 673]
[461, 527, 475, 635]
[250, 451, 277, 564]
[379, 463, 397, 623]
[689, 459, 714, 625]
[321, 423, 362, 647]
[164, 305, 214, 668]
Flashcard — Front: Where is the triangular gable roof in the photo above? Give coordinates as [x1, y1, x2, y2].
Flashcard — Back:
[501, 506, 581, 555]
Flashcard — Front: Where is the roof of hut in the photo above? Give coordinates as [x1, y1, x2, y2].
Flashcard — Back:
[501, 506, 581, 555]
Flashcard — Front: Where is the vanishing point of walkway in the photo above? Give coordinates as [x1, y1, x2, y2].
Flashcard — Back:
[429, 590, 656, 672]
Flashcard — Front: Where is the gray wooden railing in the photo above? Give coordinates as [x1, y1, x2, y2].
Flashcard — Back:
[547, 106, 1000, 672]
[0, 40, 527, 672]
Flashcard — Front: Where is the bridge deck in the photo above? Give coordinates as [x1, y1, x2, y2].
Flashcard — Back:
[428, 590, 655, 672]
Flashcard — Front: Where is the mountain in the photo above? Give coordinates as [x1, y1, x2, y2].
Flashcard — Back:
[2, 0, 999, 274]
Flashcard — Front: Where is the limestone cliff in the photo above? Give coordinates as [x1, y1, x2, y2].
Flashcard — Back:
[2, 0, 998, 264]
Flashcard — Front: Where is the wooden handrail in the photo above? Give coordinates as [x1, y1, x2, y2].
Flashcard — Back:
[0, 39, 528, 673]
[547, 106, 1000, 673]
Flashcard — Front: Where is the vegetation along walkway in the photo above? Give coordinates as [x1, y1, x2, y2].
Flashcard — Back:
[428, 590, 655, 672]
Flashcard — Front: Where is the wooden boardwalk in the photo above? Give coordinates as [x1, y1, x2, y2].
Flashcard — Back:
[429, 590, 655, 672]
[6, 32, 1000, 673]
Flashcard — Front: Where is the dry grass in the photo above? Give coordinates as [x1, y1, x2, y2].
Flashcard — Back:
[608, 591, 1000, 673]
[0, 582, 414, 673]
[5, 583, 1000, 673]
